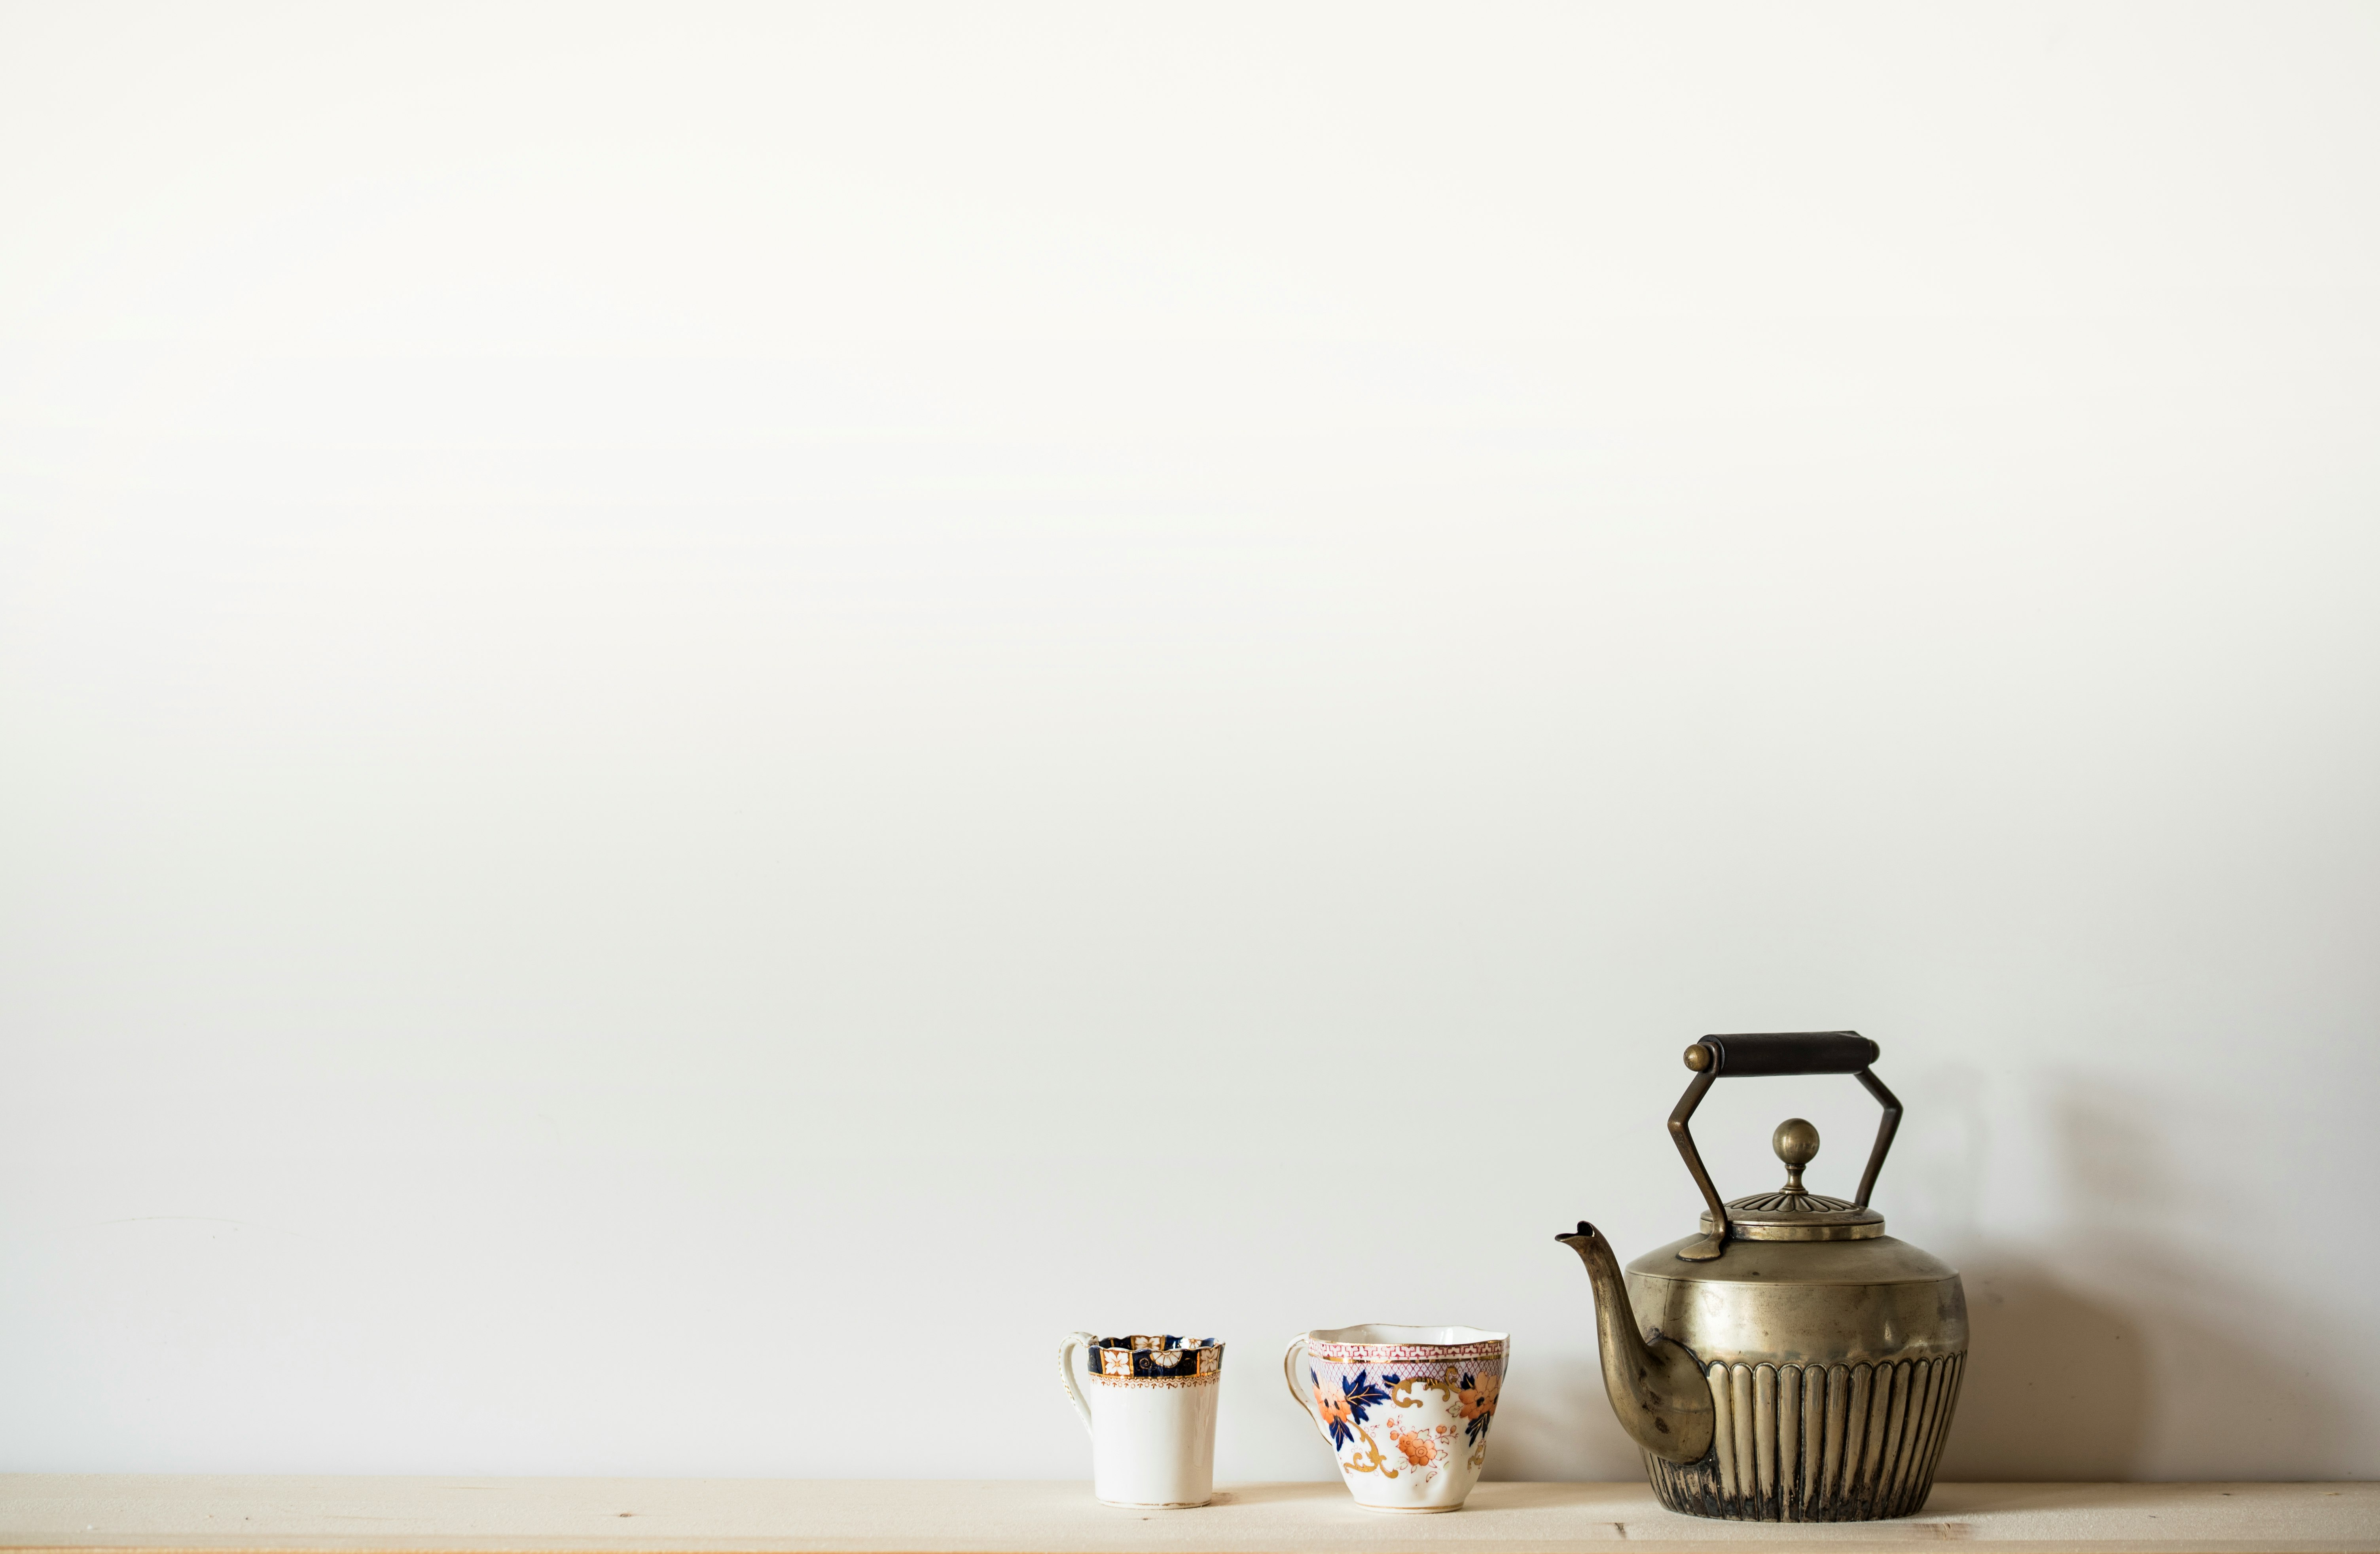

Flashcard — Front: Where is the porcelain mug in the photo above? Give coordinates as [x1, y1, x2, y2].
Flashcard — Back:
[1285, 1324, 1508, 1513]
[1061, 1332, 1225, 1507]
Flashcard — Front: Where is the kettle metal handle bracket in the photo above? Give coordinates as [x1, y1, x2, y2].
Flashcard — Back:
[1667, 1031, 1902, 1262]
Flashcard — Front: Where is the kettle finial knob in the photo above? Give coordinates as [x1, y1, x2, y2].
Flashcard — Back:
[1773, 1118, 1819, 1194]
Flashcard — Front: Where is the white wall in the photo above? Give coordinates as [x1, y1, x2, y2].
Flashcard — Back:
[2, 2, 2375, 1483]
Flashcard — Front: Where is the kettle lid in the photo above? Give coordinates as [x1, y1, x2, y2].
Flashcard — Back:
[1698, 1118, 1885, 1242]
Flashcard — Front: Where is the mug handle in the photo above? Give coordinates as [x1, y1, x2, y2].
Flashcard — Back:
[1059, 1332, 1097, 1435]
[1282, 1334, 1319, 1431]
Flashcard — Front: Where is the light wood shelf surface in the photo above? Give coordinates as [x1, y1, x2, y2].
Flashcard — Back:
[2, 1478, 2371, 1554]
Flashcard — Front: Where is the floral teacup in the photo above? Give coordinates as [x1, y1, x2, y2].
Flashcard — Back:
[1284, 1324, 1507, 1512]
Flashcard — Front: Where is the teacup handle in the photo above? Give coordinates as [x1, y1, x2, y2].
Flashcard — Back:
[1281, 1334, 1319, 1431]
[1059, 1332, 1097, 1435]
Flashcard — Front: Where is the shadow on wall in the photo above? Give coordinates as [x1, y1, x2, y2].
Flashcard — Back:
[1936, 1076, 2348, 1480]
[1942, 1251, 2154, 1477]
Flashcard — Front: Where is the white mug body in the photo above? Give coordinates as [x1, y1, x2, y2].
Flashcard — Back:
[1090, 1374, 1219, 1507]
[1061, 1333, 1224, 1508]
[1284, 1325, 1507, 1513]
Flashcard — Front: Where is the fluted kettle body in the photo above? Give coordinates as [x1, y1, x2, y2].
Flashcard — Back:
[1558, 1034, 1967, 1523]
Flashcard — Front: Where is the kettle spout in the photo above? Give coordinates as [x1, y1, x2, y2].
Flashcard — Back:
[1556, 1221, 1715, 1465]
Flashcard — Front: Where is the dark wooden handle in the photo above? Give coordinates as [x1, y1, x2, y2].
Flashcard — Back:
[1686, 1031, 1879, 1077]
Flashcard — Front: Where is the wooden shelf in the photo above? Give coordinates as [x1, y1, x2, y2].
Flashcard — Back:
[2, 1478, 2372, 1554]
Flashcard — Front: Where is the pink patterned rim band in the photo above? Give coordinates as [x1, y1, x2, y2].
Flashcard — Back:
[1307, 1339, 1506, 1362]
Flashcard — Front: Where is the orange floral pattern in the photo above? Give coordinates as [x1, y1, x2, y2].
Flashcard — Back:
[1457, 1370, 1500, 1444]
[1390, 1422, 1453, 1468]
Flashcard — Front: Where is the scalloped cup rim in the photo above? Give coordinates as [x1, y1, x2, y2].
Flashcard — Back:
[1307, 1323, 1507, 1347]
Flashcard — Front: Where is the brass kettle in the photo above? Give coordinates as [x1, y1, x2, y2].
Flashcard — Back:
[1557, 1033, 1967, 1522]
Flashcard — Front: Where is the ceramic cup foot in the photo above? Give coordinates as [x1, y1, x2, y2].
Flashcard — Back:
[1352, 1503, 1465, 1513]
[1098, 1498, 1212, 1509]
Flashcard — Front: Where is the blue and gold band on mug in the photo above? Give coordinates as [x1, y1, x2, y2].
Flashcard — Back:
[1087, 1335, 1225, 1381]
